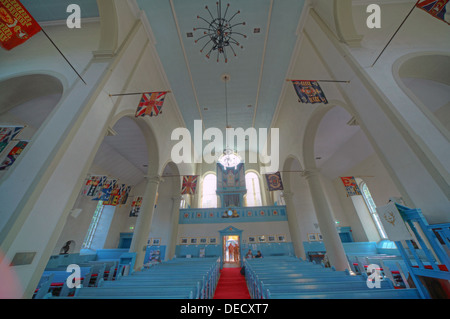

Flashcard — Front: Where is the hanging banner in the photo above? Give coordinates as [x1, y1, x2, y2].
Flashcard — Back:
[340, 176, 362, 196]
[0, 0, 42, 50]
[416, 0, 450, 25]
[84, 175, 107, 197]
[265, 172, 284, 191]
[120, 185, 131, 205]
[292, 80, 328, 104]
[0, 125, 24, 154]
[92, 179, 116, 201]
[135, 92, 168, 118]
[0, 140, 28, 170]
[103, 182, 121, 206]
[129, 196, 143, 217]
[376, 202, 413, 241]
[181, 175, 198, 195]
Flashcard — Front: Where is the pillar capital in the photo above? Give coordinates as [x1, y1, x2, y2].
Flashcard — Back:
[171, 195, 183, 202]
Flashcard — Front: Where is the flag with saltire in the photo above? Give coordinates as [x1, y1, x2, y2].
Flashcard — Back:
[181, 175, 198, 195]
[135, 92, 168, 117]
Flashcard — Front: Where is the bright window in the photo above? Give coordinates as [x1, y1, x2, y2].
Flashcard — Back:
[245, 172, 262, 207]
[82, 201, 104, 249]
[360, 182, 388, 239]
[201, 174, 217, 208]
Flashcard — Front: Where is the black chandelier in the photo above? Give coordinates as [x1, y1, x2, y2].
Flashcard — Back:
[193, 0, 247, 63]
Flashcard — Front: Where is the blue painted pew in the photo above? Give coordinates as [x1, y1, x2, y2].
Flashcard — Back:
[66, 286, 196, 299]
[46, 257, 220, 299]
[244, 257, 422, 299]
[267, 288, 422, 299]
[261, 280, 394, 299]
[35, 263, 121, 298]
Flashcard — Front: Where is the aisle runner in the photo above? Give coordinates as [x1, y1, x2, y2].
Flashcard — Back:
[213, 268, 251, 299]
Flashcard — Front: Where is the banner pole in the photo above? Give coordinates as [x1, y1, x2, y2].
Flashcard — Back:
[41, 28, 87, 85]
[371, 1, 419, 67]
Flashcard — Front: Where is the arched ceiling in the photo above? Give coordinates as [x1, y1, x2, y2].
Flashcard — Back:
[10, 0, 447, 184]
[137, 0, 306, 155]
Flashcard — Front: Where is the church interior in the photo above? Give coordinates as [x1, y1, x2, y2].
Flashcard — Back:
[0, 0, 449, 302]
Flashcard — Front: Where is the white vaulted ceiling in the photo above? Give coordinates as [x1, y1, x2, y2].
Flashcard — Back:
[137, 0, 306, 154]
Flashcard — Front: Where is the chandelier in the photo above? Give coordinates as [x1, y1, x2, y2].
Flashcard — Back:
[193, 0, 247, 63]
[218, 148, 241, 168]
[218, 73, 241, 168]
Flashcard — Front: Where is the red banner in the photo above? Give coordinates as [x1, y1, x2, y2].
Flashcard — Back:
[0, 0, 41, 50]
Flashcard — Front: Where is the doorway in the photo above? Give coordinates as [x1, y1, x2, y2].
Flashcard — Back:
[223, 235, 240, 265]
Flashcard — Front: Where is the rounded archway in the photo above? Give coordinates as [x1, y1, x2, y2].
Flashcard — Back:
[52, 113, 159, 257]
[394, 53, 450, 131]
[0, 74, 64, 177]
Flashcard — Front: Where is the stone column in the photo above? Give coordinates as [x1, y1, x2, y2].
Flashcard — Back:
[129, 175, 162, 271]
[303, 169, 349, 271]
[283, 191, 305, 259]
[166, 195, 182, 260]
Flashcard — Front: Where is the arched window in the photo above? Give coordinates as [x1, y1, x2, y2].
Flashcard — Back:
[201, 174, 217, 208]
[360, 182, 388, 239]
[82, 201, 104, 249]
[245, 172, 262, 207]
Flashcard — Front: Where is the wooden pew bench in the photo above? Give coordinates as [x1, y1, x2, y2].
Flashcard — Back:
[47, 286, 196, 299]
[262, 280, 393, 299]
[45, 257, 220, 299]
[267, 288, 422, 299]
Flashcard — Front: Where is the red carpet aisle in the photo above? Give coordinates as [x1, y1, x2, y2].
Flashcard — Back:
[213, 267, 251, 299]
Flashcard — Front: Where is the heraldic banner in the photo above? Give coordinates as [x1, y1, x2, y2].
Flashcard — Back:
[0, 0, 42, 50]
[292, 80, 328, 104]
[340, 176, 362, 196]
[416, 0, 450, 25]
[265, 172, 284, 191]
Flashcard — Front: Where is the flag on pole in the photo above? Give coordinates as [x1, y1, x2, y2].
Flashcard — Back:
[0, 0, 42, 50]
[181, 175, 198, 195]
[416, 0, 450, 25]
[265, 172, 284, 191]
[292, 81, 328, 104]
[0, 125, 24, 154]
[340, 176, 362, 196]
[0, 140, 28, 170]
[135, 92, 168, 118]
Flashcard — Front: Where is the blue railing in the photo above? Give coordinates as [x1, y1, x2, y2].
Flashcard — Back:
[179, 205, 287, 224]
